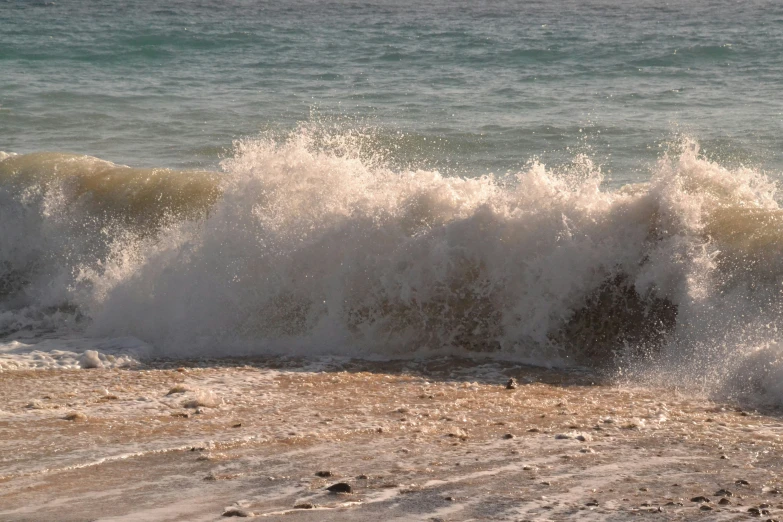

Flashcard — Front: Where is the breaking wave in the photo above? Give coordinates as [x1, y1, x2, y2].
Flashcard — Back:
[1, 128, 782, 404]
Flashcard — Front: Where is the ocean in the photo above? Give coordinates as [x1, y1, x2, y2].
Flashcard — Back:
[4, 2, 783, 520]
[2, 0, 783, 402]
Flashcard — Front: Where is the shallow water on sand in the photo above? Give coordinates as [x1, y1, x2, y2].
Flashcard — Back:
[1, 358, 782, 521]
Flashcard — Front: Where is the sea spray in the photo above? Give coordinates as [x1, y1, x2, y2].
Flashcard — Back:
[1, 131, 782, 404]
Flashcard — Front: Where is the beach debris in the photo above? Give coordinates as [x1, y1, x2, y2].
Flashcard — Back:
[506, 378, 518, 389]
[63, 411, 87, 421]
[79, 350, 103, 369]
[221, 507, 252, 517]
[294, 502, 315, 509]
[326, 482, 352, 494]
[315, 471, 333, 477]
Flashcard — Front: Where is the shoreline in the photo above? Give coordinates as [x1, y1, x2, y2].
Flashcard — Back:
[1, 357, 782, 520]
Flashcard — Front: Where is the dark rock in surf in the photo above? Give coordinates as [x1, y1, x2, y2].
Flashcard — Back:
[222, 507, 252, 517]
[506, 378, 518, 389]
[326, 482, 352, 493]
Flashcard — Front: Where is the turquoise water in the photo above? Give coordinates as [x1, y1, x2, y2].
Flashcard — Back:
[2, 0, 783, 183]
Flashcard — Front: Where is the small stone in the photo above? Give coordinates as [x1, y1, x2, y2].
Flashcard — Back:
[315, 471, 333, 477]
[444, 496, 456, 501]
[167, 384, 191, 395]
[522, 465, 536, 471]
[63, 412, 87, 421]
[171, 411, 190, 418]
[700, 505, 713, 511]
[541, 481, 551, 486]
[737, 479, 751, 486]
[749, 507, 761, 515]
[221, 507, 252, 517]
[690, 496, 711, 503]
[356, 474, 369, 479]
[294, 502, 315, 509]
[527, 428, 540, 433]
[326, 482, 352, 493]
[715, 489, 733, 497]
[585, 500, 599, 506]
[506, 378, 518, 390]
[502, 433, 515, 439]
[720, 455, 729, 459]
[232, 422, 242, 428]
[718, 498, 732, 505]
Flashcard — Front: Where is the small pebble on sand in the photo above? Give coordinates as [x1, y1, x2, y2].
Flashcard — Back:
[63, 412, 87, 421]
[326, 482, 352, 493]
[167, 384, 191, 395]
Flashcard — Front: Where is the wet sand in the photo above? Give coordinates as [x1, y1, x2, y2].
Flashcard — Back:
[1, 358, 782, 521]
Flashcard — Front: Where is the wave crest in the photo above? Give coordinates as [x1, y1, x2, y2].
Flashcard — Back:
[1, 132, 782, 403]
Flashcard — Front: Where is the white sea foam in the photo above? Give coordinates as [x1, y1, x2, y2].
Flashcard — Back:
[1, 131, 782, 404]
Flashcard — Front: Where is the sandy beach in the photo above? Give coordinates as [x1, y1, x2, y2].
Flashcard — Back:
[2, 358, 782, 521]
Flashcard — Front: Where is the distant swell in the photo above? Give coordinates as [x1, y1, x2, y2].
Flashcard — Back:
[1, 129, 782, 405]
